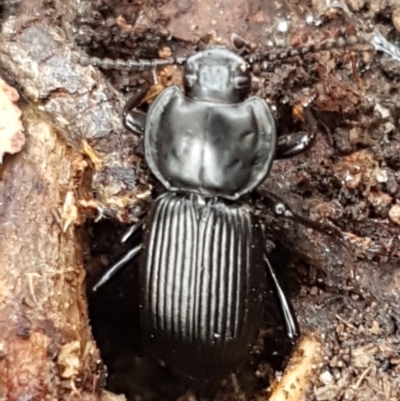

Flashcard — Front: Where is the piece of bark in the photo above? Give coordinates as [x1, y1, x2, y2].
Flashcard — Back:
[0, 5, 139, 400]
[0, 11, 149, 223]
[0, 106, 105, 400]
[0, 6, 129, 397]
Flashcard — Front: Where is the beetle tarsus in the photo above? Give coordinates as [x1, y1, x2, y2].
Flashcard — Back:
[264, 256, 299, 342]
[276, 108, 318, 159]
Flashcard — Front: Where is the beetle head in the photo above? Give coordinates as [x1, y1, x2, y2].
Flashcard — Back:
[183, 47, 251, 103]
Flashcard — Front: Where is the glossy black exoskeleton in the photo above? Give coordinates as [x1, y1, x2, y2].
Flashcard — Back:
[92, 46, 323, 385]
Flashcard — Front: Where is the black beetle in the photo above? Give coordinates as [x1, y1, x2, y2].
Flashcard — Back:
[90, 46, 320, 384]
[87, 36, 369, 386]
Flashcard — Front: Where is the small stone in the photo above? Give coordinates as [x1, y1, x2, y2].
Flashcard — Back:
[348, 127, 363, 145]
[367, 191, 392, 217]
[277, 20, 289, 33]
[374, 103, 390, 119]
[392, 8, 400, 32]
[389, 204, 400, 224]
[375, 168, 388, 183]
[320, 370, 333, 385]
[346, 0, 365, 12]
[369, 0, 380, 13]
[371, 320, 380, 335]
[345, 172, 362, 189]
[329, 355, 339, 368]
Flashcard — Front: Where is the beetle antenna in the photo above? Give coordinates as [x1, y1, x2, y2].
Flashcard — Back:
[245, 31, 373, 64]
[71, 52, 186, 71]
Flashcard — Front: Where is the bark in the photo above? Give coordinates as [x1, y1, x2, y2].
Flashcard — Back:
[0, 2, 132, 399]
[0, 104, 104, 399]
[0, 4, 150, 224]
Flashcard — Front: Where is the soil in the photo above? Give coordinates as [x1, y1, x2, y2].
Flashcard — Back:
[1, 0, 400, 400]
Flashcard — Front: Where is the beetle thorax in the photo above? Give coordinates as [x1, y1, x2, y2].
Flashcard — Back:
[183, 47, 251, 103]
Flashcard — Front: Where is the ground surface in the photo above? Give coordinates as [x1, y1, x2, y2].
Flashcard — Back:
[2, 0, 400, 400]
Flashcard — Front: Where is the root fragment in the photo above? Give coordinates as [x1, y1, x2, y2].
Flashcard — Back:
[268, 334, 323, 401]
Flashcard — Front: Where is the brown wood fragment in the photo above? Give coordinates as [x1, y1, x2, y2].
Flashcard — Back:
[268, 335, 323, 401]
[0, 107, 104, 400]
[0, 13, 148, 223]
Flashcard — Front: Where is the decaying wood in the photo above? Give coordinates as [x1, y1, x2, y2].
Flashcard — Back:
[0, 2, 134, 399]
[0, 100, 105, 399]
[0, 7, 150, 223]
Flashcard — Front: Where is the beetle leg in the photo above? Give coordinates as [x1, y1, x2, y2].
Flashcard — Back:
[120, 218, 145, 244]
[92, 244, 142, 292]
[261, 191, 342, 237]
[276, 131, 314, 158]
[276, 108, 318, 159]
[123, 82, 151, 135]
[264, 255, 299, 342]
